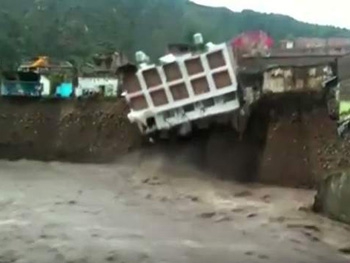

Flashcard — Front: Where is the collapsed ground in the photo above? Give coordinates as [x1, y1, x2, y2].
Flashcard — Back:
[0, 93, 349, 188]
[0, 98, 142, 163]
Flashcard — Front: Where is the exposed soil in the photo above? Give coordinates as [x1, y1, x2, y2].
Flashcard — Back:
[0, 97, 143, 163]
[140, 92, 350, 189]
[0, 93, 349, 188]
[259, 93, 350, 188]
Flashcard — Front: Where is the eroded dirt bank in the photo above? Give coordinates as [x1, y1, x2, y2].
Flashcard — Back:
[0, 98, 143, 163]
[258, 93, 350, 188]
[0, 94, 349, 188]
[142, 93, 350, 188]
[259, 93, 339, 187]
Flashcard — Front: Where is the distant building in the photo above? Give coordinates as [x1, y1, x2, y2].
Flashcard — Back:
[280, 40, 294, 49]
[91, 52, 129, 74]
[294, 38, 326, 49]
[1, 71, 42, 97]
[263, 64, 334, 93]
[18, 57, 74, 74]
[327, 38, 350, 48]
[337, 53, 350, 81]
[280, 37, 350, 50]
[76, 77, 119, 97]
[231, 31, 274, 57]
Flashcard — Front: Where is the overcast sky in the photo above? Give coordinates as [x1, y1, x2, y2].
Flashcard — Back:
[192, 0, 350, 29]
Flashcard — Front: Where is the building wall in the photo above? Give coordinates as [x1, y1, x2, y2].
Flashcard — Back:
[280, 40, 294, 49]
[76, 77, 119, 97]
[40, 76, 51, 96]
[327, 38, 350, 48]
[263, 65, 333, 93]
[294, 38, 326, 49]
[281, 37, 350, 50]
[337, 54, 350, 81]
[231, 31, 273, 56]
[314, 171, 350, 225]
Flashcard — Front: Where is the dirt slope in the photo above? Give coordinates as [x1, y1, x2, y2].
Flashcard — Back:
[259, 93, 350, 188]
[0, 94, 349, 188]
[0, 98, 142, 163]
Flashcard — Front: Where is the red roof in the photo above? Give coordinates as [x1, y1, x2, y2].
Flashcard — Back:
[231, 31, 274, 50]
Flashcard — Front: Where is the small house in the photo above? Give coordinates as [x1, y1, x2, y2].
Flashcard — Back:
[76, 77, 119, 97]
[1, 71, 42, 97]
[263, 64, 334, 93]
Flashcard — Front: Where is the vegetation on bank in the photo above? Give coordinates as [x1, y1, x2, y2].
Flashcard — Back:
[1, 0, 350, 69]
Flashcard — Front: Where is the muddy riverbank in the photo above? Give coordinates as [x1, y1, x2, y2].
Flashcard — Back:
[0, 94, 349, 188]
[0, 98, 142, 163]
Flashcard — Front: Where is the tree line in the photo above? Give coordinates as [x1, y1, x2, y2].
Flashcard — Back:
[0, 0, 349, 70]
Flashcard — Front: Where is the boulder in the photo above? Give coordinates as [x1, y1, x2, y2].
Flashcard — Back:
[314, 171, 350, 224]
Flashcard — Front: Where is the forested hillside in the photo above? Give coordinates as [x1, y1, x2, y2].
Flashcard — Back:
[1, 0, 349, 68]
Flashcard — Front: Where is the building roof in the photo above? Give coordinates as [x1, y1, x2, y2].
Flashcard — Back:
[19, 58, 73, 70]
[238, 56, 337, 74]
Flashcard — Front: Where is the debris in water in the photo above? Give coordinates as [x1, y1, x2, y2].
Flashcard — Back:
[142, 178, 150, 184]
[214, 215, 232, 223]
[247, 213, 258, 218]
[232, 207, 245, 213]
[339, 247, 350, 254]
[269, 216, 286, 223]
[145, 194, 152, 200]
[289, 238, 302, 244]
[105, 255, 116, 262]
[298, 206, 311, 212]
[258, 254, 269, 259]
[199, 212, 216, 219]
[261, 194, 271, 203]
[160, 197, 169, 202]
[302, 231, 320, 242]
[186, 195, 200, 202]
[287, 224, 321, 232]
[234, 190, 252, 197]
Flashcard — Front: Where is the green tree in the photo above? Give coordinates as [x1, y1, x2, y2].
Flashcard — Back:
[0, 0, 349, 65]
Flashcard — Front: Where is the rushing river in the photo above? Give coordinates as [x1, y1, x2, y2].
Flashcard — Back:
[0, 156, 348, 263]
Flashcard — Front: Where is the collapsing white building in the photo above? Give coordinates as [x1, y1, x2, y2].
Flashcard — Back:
[122, 38, 244, 137]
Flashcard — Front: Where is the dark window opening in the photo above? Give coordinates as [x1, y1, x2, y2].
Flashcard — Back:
[203, 98, 215, 107]
[146, 117, 156, 128]
[224, 92, 236, 103]
[184, 104, 195, 113]
[164, 110, 175, 119]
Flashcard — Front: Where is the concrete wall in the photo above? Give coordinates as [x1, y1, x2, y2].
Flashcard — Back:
[40, 75, 51, 96]
[337, 54, 350, 81]
[314, 171, 350, 225]
[263, 65, 333, 93]
[76, 77, 119, 97]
